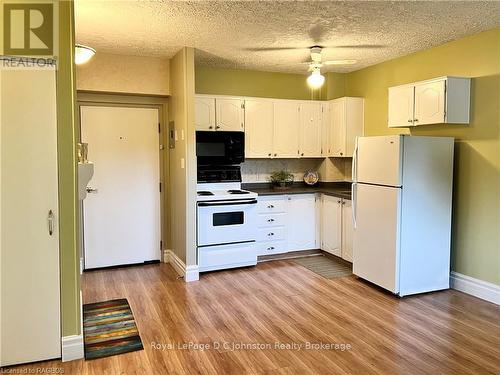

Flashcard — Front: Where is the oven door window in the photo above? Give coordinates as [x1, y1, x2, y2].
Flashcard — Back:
[213, 211, 244, 226]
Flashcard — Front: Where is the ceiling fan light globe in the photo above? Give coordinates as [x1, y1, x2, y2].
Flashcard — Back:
[307, 71, 325, 89]
[75, 44, 96, 65]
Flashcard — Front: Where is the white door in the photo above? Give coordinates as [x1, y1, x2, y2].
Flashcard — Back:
[195, 96, 216, 131]
[356, 135, 403, 187]
[273, 101, 300, 158]
[353, 184, 400, 293]
[330, 99, 346, 157]
[321, 102, 331, 156]
[216, 98, 244, 131]
[287, 195, 317, 251]
[299, 102, 322, 157]
[321, 195, 342, 257]
[245, 99, 274, 158]
[81, 106, 161, 269]
[414, 80, 446, 125]
[0, 66, 61, 365]
[388, 85, 415, 127]
[341, 199, 353, 262]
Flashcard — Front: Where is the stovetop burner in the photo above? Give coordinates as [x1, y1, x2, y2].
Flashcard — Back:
[197, 191, 214, 196]
[228, 189, 250, 195]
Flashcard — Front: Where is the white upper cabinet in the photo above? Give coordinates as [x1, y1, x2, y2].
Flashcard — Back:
[388, 85, 414, 128]
[321, 102, 331, 157]
[388, 76, 470, 128]
[299, 102, 322, 157]
[216, 97, 245, 131]
[287, 194, 317, 251]
[321, 194, 342, 257]
[273, 101, 300, 158]
[195, 96, 216, 131]
[245, 99, 274, 158]
[330, 97, 364, 157]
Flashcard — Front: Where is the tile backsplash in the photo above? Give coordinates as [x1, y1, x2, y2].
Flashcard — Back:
[241, 158, 351, 183]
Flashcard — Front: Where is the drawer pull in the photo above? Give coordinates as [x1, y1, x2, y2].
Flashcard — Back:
[267, 218, 275, 222]
[267, 246, 275, 251]
[267, 204, 274, 209]
[268, 232, 274, 236]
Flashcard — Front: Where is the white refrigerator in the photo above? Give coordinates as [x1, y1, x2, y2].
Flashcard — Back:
[352, 135, 454, 296]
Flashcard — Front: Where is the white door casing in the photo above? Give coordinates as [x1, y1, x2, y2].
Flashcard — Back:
[81, 106, 161, 269]
[0, 67, 61, 365]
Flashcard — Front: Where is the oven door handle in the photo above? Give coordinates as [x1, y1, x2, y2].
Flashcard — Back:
[198, 199, 258, 207]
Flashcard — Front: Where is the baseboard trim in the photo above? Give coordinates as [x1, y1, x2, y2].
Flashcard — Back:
[450, 271, 500, 305]
[61, 334, 84, 362]
[164, 250, 199, 282]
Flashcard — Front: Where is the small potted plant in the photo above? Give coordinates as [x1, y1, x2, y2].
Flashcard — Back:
[269, 170, 294, 190]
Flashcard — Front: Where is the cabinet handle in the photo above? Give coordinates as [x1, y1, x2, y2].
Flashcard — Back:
[340, 152, 343, 156]
[301, 153, 304, 156]
[414, 119, 419, 122]
[337, 200, 341, 203]
[407, 119, 412, 123]
[216, 125, 221, 129]
[48, 210, 54, 236]
[209, 125, 213, 129]
[342, 201, 346, 205]
[268, 153, 272, 157]
[274, 153, 277, 157]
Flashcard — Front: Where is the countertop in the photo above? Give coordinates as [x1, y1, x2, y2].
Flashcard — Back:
[242, 182, 352, 200]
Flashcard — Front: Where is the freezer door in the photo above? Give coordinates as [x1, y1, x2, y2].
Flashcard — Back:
[356, 135, 403, 187]
[353, 183, 401, 293]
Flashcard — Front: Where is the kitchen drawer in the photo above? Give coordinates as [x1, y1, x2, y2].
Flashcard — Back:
[257, 197, 286, 214]
[198, 242, 257, 272]
[257, 227, 286, 242]
[256, 240, 287, 256]
[257, 213, 286, 228]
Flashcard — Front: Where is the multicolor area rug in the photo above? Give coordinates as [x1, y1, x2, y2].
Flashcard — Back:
[83, 298, 143, 360]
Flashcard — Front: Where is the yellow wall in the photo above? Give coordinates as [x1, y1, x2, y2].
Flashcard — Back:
[76, 53, 170, 96]
[169, 48, 197, 265]
[57, 0, 81, 337]
[345, 28, 500, 285]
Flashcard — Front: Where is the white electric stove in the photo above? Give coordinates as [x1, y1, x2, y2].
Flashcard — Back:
[196, 166, 258, 272]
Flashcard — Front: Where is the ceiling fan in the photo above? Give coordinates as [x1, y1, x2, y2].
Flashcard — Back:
[304, 46, 357, 88]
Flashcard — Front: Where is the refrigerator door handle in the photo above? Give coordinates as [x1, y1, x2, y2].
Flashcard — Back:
[352, 138, 359, 183]
[352, 182, 358, 229]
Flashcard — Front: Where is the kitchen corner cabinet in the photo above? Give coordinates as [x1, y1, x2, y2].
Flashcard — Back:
[320, 195, 353, 262]
[195, 95, 244, 132]
[330, 97, 364, 157]
[299, 102, 322, 157]
[388, 76, 470, 128]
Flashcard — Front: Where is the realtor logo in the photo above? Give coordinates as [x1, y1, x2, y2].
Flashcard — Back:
[3, 3, 53, 55]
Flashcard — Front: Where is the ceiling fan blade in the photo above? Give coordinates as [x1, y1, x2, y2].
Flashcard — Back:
[333, 44, 385, 49]
[323, 59, 358, 65]
[243, 47, 308, 52]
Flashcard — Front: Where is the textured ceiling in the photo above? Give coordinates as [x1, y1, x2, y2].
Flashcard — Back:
[75, 0, 500, 74]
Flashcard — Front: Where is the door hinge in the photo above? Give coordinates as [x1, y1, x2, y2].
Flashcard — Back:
[159, 182, 162, 192]
[241, 102, 245, 109]
[158, 123, 161, 133]
[160, 240, 163, 250]
[297, 149, 300, 154]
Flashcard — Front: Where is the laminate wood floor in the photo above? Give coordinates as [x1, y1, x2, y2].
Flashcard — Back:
[10, 261, 500, 374]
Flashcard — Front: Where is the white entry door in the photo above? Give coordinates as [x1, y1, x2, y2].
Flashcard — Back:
[81, 106, 161, 269]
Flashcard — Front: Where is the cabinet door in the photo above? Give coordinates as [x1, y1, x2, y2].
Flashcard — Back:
[299, 102, 322, 157]
[287, 194, 317, 251]
[321, 103, 331, 156]
[245, 100, 274, 158]
[414, 80, 446, 125]
[273, 101, 300, 158]
[341, 200, 353, 262]
[195, 96, 216, 131]
[330, 99, 346, 157]
[216, 98, 244, 131]
[388, 85, 414, 128]
[321, 195, 342, 257]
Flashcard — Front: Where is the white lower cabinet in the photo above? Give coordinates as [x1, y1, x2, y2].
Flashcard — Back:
[256, 194, 318, 256]
[321, 195, 342, 257]
[320, 195, 353, 262]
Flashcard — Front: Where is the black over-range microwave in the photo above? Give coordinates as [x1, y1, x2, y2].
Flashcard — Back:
[196, 131, 245, 165]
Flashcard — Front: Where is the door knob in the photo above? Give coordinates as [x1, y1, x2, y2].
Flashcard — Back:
[86, 187, 98, 193]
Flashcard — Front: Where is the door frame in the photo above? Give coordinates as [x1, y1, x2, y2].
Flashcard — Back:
[77, 92, 169, 271]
